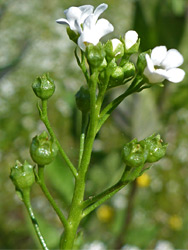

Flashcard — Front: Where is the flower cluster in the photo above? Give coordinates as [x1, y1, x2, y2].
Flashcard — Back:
[57, 3, 185, 85]
[56, 4, 114, 51]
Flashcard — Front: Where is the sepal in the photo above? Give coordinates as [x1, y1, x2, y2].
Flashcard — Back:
[136, 50, 151, 74]
[66, 27, 79, 43]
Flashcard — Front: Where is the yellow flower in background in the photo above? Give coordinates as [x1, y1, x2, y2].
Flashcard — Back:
[96, 205, 114, 223]
[168, 215, 182, 231]
[136, 173, 150, 187]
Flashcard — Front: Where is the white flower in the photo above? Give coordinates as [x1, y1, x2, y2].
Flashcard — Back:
[56, 5, 94, 33]
[125, 30, 138, 50]
[77, 4, 114, 51]
[144, 46, 185, 83]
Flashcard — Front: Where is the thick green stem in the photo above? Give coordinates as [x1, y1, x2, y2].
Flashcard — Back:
[40, 100, 77, 178]
[37, 166, 68, 228]
[22, 189, 49, 250]
[60, 71, 99, 249]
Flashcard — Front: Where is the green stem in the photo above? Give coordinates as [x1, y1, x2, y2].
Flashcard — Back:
[78, 113, 89, 169]
[37, 166, 68, 229]
[22, 189, 49, 250]
[40, 100, 77, 178]
[60, 71, 100, 249]
[82, 181, 128, 217]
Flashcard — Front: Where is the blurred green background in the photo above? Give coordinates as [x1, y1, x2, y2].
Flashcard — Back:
[0, 0, 188, 249]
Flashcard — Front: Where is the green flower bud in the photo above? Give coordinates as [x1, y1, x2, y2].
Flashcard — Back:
[140, 134, 167, 163]
[122, 61, 136, 79]
[85, 43, 106, 68]
[108, 66, 124, 88]
[10, 160, 35, 191]
[105, 39, 124, 60]
[75, 86, 90, 113]
[122, 139, 147, 168]
[30, 131, 58, 165]
[32, 73, 55, 100]
[98, 58, 107, 72]
[124, 30, 140, 54]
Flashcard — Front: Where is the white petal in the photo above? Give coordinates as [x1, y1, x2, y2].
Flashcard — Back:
[151, 46, 167, 66]
[93, 3, 108, 21]
[161, 49, 184, 69]
[64, 7, 81, 20]
[64, 7, 82, 31]
[56, 18, 70, 26]
[163, 68, 185, 83]
[144, 55, 165, 83]
[144, 68, 165, 83]
[79, 5, 94, 24]
[111, 39, 122, 52]
[125, 30, 138, 50]
[95, 18, 114, 39]
[79, 5, 94, 12]
[83, 15, 95, 30]
[77, 35, 86, 51]
[145, 54, 155, 72]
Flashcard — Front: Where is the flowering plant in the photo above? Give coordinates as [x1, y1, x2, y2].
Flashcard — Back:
[10, 3, 185, 250]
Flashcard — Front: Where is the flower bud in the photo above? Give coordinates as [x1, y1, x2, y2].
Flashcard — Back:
[108, 66, 124, 88]
[85, 43, 106, 68]
[75, 86, 90, 113]
[32, 73, 55, 100]
[122, 61, 136, 79]
[30, 131, 58, 165]
[10, 160, 35, 191]
[105, 39, 124, 60]
[140, 134, 167, 163]
[122, 139, 147, 168]
[124, 30, 140, 53]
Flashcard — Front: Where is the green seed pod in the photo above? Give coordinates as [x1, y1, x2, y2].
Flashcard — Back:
[10, 160, 35, 191]
[75, 86, 90, 113]
[122, 61, 136, 79]
[105, 38, 124, 60]
[30, 131, 58, 165]
[85, 43, 106, 69]
[140, 134, 167, 163]
[32, 73, 55, 100]
[122, 138, 147, 168]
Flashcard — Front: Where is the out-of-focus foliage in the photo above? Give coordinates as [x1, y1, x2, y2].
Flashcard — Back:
[0, 0, 188, 249]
